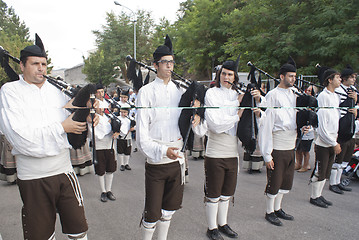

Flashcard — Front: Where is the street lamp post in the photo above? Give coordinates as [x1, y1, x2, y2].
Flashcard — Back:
[114, 1, 137, 60]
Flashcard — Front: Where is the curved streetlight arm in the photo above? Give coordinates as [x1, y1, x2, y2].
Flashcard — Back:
[114, 1, 137, 59]
[114, 1, 137, 21]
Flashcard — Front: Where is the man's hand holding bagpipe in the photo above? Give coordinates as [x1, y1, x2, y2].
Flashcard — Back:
[347, 88, 358, 103]
[62, 98, 99, 133]
[112, 132, 121, 139]
[62, 113, 87, 134]
[86, 99, 100, 127]
[191, 99, 201, 128]
[250, 89, 261, 103]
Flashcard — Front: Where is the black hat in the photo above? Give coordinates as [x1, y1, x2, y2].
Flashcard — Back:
[96, 83, 104, 90]
[341, 64, 355, 79]
[222, 54, 240, 73]
[120, 88, 130, 97]
[153, 34, 173, 60]
[279, 56, 297, 75]
[317, 65, 338, 86]
[20, 34, 47, 61]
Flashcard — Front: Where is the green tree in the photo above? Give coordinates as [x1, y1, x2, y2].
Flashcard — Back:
[83, 49, 115, 85]
[223, 0, 359, 76]
[173, 0, 245, 80]
[83, 10, 154, 85]
[0, 0, 31, 86]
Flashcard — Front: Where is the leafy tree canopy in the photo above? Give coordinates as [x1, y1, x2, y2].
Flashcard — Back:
[83, 10, 154, 85]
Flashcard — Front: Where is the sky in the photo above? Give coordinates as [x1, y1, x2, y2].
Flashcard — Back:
[4, 0, 183, 70]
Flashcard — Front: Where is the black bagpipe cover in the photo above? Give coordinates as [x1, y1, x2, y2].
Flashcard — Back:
[109, 110, 121, 133]
[178, 81, 207, 150]
[337, 99, 356, 143]
[130, 119, 136, 128]
[296, 94, 318, 108]
[237, 84, 257, 154]
[338, 113, 355, 143]
[67, 84, 96, 149]
[296, 94, 318, 135]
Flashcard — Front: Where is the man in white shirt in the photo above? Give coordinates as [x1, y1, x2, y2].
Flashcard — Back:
[116, 108, 135, 171]
[94, 83, 117, 202]
[309, 67, 343, 208]
[0, 34, 89, 239]
[136, 35, 199, 240]
[259, 57, 308, 226]
[203, 58, 262, 240]
[329, 65, 357, 193]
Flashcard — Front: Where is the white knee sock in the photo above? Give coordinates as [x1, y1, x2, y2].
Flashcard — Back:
[142, 221, 156, 240]
[218, 196, 230, 226]
[67, 232, 87, 240]
[124, 155, 130, 165]
[319, 179, 326, 195]
[118, 154, 124, 166]
[206, 198, 219, 230]
[105, 173, 114, 192]
[157, 220, 171, 240]
[330, 169, 337, 186]
[98, 175, 106, 193]
[311, 181, 321, 198]
[336, 169, 343, 185]
[274, 193, 284, 211]
[266, 194, 276, 214]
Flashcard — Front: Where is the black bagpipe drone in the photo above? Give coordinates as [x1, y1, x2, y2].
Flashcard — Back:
[0, 46, 98, 164]
[125, 55, 207, 152]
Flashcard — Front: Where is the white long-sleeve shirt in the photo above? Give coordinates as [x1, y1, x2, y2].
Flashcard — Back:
[258, 87, 297, 162]
[204, 86, 240, 158]
[0, 76, 73, 180]
[119, 115, 132, 140]
[315, 88, 340, 147]
[93, 113, 113, 150]
[136, 77, 184, 164]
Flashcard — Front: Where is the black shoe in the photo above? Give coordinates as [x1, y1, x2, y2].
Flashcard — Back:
[319, 196, 332, 206]
[265, 212, 282, 226]
[133, 148, 138, 152]
[206, 229, 224, 240]
[100, 192, 108, 202]
[218, 224, 238, 238]
[310, 197, 328, 208]
[120, 165, 125, 171]
[274, 209, 294, 220]
[125, 164, 132, 170]
[338, 183, 352, 192]
[329, 185, 344, 194]
[106, 191, 116, 201]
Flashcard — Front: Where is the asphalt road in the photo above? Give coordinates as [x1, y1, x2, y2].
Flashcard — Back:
[0, 146, 358, 240]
